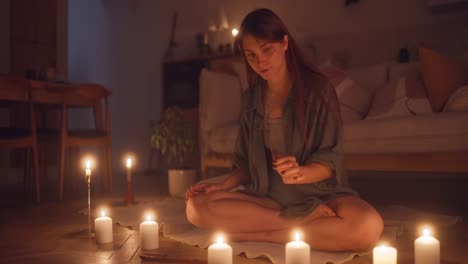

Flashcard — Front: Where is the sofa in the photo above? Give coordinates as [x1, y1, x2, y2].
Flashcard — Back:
[198, 48, 468, 179]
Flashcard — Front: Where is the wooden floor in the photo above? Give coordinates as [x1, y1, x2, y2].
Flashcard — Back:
[0, 171, 467, 264]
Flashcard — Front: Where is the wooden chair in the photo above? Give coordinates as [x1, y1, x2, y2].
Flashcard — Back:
[58, 84, 113, 200]
[0, 75, 40, 203]
[30, 82, 112, 200]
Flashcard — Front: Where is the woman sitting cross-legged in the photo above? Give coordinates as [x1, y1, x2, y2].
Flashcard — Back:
[185, 8, 383, 252]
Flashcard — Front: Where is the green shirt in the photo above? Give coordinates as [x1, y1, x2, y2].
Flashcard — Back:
[232, 71, 357, 217]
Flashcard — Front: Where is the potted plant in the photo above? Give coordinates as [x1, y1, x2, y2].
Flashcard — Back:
[151, 106, 197, 197]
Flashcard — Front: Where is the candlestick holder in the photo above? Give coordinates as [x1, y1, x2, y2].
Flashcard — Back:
[125, 168, 135, 204]
[112, 157, 139, 207]
[71, 172, 95, 238]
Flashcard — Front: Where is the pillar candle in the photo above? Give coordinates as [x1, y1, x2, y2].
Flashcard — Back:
[208, 234, 232, 264]
[140, 215, 159, 250]
[415, 228, 440, 264]
[95, 211, 113, 244]
[373, 244, 397, 264]
[285, 231, 310, 264]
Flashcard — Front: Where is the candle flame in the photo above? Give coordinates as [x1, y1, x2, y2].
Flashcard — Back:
[86, 160, 91, 169]
[146, 215, 152, 221]
[294, 231, 301, 242]
[216, 234, 224, 244]
[126, 158, 132, 169]
[101, 210, 106, 217]
[232, 28, 239, 37]
[423, 228, 431, 236]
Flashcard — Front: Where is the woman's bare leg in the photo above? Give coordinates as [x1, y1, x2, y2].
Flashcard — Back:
[228, 196, 384, 251]
[186, 190, 334, 233]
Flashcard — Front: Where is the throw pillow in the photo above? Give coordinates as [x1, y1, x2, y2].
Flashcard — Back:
[334, 77, 374, 121]
[320, 63, 374, 122]
[419, 47, 468, 112]
[367, 76, 432, 120]
[443, 85, 468, 112]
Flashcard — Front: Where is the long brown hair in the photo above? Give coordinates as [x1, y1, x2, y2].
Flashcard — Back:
[237, 8, 341, 136]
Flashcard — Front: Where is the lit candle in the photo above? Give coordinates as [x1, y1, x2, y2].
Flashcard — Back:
[140, 214, 159, 250]
[285, 231, 310, 264]
[373, 244, 397, 264]
[208, 234, 232, 264]
[126, 158, 132, 182]
[415, 228, 440, 264]
[85, 159, 91, 178]
[95, 210, 113, 244]
[231, 28, 238, 37]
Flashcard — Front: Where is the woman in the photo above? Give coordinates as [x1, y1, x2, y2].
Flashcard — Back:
[186, 8, 383, 251]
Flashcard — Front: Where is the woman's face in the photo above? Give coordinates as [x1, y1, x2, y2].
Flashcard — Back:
[242, 34, 288, 81]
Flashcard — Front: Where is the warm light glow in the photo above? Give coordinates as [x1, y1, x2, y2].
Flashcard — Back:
[126, 158, 132, 169]
[101, 210, 106, 217]
[423, 228, 430, 237]
[294, 231, 302, 241]
[216, 234, 224, 244]
[231, 28, 238, 37]
[86, 160, 91, 169]
[143, 210, 157, 222]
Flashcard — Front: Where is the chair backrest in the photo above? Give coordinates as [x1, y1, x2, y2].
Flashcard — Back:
[0, 75, 30, 102]
[66, 84, 111, 106]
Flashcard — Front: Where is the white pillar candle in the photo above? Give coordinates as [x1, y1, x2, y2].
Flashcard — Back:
[373, 244, 397, 264]
[208, 234, 232, 264]
[415, 228, 440, 264]
[95, 210, 113, 244]
[140, 215, 159, 250]
[285, 231, 310, 264]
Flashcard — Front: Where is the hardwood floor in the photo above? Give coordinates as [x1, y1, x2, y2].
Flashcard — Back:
[0, 171, 467, 264]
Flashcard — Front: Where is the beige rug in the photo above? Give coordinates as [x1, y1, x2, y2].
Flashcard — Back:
[80, 193, 461, 264]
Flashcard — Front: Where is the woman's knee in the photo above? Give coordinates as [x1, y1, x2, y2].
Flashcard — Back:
[349, 209, 384, 250]
[186, 193, 209, 227]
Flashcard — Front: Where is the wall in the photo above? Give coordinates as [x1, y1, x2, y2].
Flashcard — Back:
[67, 0, 468, 175]
[0, 0, 10, 74]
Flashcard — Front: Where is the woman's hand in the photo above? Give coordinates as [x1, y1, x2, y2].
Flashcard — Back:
[274, 156, 333, 184]
[273, 156, 304, 184]
[185, 182, 227, 200]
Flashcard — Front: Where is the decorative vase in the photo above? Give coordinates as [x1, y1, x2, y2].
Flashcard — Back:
[168, 169, 197, 198]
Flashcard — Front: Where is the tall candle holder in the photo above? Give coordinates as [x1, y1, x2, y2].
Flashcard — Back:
[112, 154, 139, 207]
[72, 157, 95, 238]
[85, 159, 92, 235]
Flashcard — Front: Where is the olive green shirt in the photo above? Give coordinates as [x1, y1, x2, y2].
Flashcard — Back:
[232, 71, 357, 217]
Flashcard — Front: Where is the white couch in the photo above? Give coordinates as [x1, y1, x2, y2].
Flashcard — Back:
[199, 59, 468, 178]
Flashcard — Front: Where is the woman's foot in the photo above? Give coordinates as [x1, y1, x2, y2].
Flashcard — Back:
[302, 204, 336, 223]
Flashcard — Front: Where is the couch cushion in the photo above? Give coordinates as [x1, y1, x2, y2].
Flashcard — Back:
[367, 76, 432, 119]
[420, 47, 468, 112]
[208, 123, 239, 153]
[344, 112, 468, 153]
